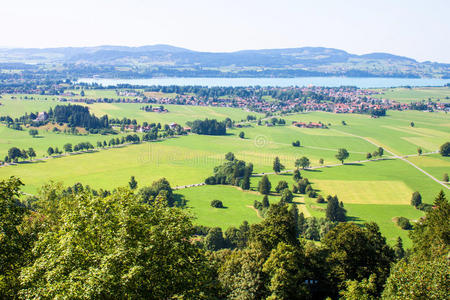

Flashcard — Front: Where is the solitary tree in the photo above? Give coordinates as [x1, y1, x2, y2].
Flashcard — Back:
[319, 158, 324, 165]
[292, 140, 301, 147]
[273, 157, 285, 174]
[417, 148, 422, 155]
[295, 156, 310, 169]
[410, 121, 415, 127]
[47, 147, 54, 156]
[443, 173, 449, 183]
[293, 169, 301, 181]
[238, 132, 245, 139]
[366, 153, 372, 159]
[439, 142, 450, 156]
[411, 191, 422, 207]
[258, 175, 272, 195]
[29, 129, 38, 138]
[129, 176, 138, 190]
[336, 148, 349, 164]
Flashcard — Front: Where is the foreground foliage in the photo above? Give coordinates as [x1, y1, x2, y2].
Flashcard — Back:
[0, 176, 448, 299]
[19, 182, 216, 299]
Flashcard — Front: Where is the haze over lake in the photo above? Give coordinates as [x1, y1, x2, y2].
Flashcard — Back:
[79, 77, 449, 88]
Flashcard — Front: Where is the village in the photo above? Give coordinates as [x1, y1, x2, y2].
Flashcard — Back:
[1, 83, 449, 116]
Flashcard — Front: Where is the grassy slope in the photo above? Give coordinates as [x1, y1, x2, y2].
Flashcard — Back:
[85, 102, 264, 125]
[0, 125, 134, 156]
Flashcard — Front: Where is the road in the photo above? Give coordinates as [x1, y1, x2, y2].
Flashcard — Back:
[172, 150, 445, 190]
[334, 129, 449, 190]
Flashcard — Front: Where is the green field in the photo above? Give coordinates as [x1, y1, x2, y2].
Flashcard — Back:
[0, 96, 263, 124]
[0, 97, 449, 246]
[85, 102, 263, 125]
[372, 86, 450, 103]
[177, 185, 263, 228]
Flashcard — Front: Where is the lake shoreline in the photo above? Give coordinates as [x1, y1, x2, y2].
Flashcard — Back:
[78, 77, 449, 89]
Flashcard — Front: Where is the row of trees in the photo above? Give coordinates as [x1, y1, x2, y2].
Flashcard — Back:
[0, 176, 448, 298]
[366, 147, 384, 159]
[4, 127, 185, 164]
[3, 147, 36, 163]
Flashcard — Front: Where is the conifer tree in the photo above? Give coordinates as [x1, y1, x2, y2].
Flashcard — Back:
[258, 175, 271, 195]
[273, 156, 285, 174]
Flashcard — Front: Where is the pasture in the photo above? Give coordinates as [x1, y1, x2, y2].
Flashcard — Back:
[0, 97, 449, 246]
[372, 86, 450, 103]
[177, 185, 263, 228]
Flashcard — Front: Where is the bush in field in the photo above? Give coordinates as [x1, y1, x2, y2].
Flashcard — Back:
[439, 142, 450, 156]
[396, 217, 412, 230]
[211, 200, 224, 208]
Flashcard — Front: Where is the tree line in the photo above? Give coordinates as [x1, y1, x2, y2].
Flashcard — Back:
[188, 118, 227, 135]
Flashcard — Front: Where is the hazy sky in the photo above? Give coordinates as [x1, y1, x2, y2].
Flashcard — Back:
[1, 0, 449, 62]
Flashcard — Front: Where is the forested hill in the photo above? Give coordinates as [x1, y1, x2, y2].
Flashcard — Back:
[0, 45, 449, 78]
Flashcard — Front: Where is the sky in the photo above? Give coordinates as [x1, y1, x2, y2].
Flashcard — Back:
[0, 0, 449, 62]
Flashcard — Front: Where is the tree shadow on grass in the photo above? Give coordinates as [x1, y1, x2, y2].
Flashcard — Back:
[304, 169, 322, 172]
[344, 163, 363, 166]
[346, 215, 363, 222]
[174, 193, 187, 208]
[372, 158, 395, 162]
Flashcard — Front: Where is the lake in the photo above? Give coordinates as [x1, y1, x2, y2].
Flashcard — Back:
[78, 77, 449, 88]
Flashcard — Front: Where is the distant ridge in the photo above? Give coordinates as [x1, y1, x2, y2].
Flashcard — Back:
[0, 45, 448, 78]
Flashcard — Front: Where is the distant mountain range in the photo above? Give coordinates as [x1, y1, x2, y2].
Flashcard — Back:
[0, 45, 448, 78]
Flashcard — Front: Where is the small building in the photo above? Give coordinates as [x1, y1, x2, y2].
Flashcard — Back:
[34, 112, 49, 122]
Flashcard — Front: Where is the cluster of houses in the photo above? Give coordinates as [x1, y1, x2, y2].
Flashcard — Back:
[140, 105, 168, 113]
[58, 87, 449, 116]
[119, 122, 190, 133]
[4, 84, 449, 117]
[117, 90, 139, 97]
[292, 121, 327, 129]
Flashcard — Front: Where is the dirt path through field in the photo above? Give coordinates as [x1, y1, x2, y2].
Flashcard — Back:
[334, 129, 449, 190]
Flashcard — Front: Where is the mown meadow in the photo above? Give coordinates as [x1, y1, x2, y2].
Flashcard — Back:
[0, 94, 448, 246]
